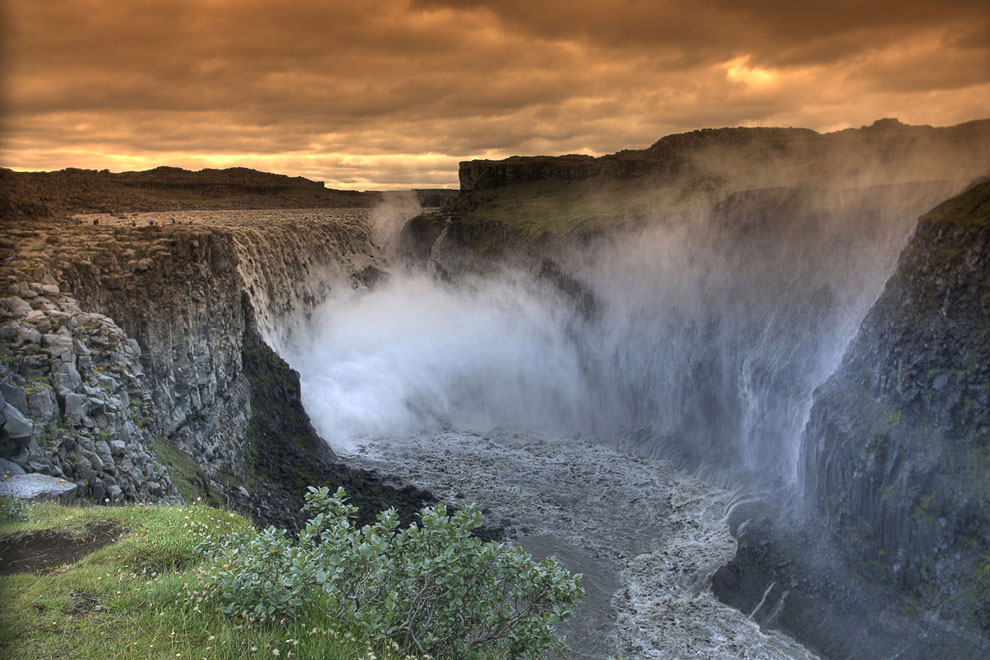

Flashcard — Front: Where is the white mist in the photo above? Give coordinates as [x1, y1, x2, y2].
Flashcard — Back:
[278, 180, 963, 490]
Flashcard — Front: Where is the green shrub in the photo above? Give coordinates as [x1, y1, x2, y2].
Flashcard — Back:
[205, 487, 584, 658]
[1, 495, 28, 523]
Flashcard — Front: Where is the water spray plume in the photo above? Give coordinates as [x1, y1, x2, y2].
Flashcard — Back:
[281, 178, 964, 496]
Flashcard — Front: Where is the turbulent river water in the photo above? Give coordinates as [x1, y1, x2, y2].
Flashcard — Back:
[340, 429, 818, 659]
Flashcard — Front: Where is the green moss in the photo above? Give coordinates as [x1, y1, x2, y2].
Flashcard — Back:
[42, 424, 71, 450]
[879, 404, 902, 428]
[920, 179, 990, 229]
[241, 335, 327, 496]
[23, 376, 52, 396]
[912, 490, 938, 527]
[152, 437, 222, 507]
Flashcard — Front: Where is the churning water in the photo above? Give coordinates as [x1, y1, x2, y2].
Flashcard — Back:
[282, 181, 959, 492]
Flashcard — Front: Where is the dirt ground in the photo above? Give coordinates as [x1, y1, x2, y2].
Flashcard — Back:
[0, 521, 124, 575]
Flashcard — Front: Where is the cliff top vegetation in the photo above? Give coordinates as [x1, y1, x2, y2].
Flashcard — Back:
[0, 491, 583, 660]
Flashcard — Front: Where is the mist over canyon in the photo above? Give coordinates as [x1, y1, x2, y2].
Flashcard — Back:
[284, 181, 957, 487]
[2, 120, 989, 658]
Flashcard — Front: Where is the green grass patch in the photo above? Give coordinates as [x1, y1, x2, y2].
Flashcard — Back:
[462, 173, 713, 242]
[920, 179, 990, 229]
[0, 503, 396, 660]
[153, 437, 223, 507]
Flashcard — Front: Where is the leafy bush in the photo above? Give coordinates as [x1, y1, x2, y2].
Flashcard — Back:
[1, 496, 28, 523]
[206, 487, 584, 658]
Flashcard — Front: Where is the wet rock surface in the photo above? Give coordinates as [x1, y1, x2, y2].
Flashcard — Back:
[794, 180, 990, 656]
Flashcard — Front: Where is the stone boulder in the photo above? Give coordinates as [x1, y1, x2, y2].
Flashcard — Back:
[0, 473, 77, 503]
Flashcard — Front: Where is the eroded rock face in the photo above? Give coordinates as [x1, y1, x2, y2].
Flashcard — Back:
[459, 154, 603, 191]
[0, 274, 173, 503]
[0, 210, 434, 529]
[800, 180, 990, 638]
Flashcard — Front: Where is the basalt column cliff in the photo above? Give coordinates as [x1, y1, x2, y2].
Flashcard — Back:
[1, 209, 433, 529]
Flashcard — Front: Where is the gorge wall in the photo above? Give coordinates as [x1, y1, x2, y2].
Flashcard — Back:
[709, 181, 990, 660]
[1, 211, 434, 530]
[802, 180, 990, 633]
[405, 122, 990, 658]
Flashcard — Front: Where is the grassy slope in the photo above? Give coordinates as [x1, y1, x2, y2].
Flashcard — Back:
[456, 172, 719, 256]
[0, 503, 399, 660]
[153, 437, 225, 507]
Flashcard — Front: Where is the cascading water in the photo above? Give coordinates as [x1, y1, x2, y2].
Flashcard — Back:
[270, 178, 967, 658]
[280, 181, 960, 493]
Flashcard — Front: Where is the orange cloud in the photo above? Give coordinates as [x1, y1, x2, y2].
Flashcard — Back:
[1, 0, 987, 188]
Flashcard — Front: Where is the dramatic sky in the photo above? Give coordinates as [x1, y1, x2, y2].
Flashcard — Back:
[2, 0, 988, 189]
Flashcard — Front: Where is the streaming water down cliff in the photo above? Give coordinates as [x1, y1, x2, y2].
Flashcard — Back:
[271, 179, 976, 657]
[285, 182, 959, 487]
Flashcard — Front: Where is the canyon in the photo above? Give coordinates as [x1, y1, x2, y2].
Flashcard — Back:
[1, 119, 988, 658]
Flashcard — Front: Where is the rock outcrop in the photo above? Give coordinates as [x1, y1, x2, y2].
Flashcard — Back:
[801, 179, 990, 633]
[459, 119, 990, 192]
[712, 180, 990, 660]
[0, 473, 78, 503]
[0, 211, 434, 529]
[460, 154, 603, 191]
[0, 267, 176, 504]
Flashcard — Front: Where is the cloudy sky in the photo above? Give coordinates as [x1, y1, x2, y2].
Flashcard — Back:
[2, 0, 987, 189]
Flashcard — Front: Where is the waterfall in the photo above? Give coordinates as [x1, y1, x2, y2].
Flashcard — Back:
[279, 180, 961, 495]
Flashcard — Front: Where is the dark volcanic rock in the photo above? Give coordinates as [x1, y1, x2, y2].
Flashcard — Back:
[237, 309, 435, 531]
[724, 180, 990, 658]
[0, 210, 436, 531]
[460, 154, 602, 191]
[801, 180, 990, 627]
[458, 119, 990, 192]
[712, 511, 988, 660]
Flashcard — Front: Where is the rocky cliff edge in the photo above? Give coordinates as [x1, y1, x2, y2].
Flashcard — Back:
[0, 210, 434, 530]
[802, 179, 990, 633]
